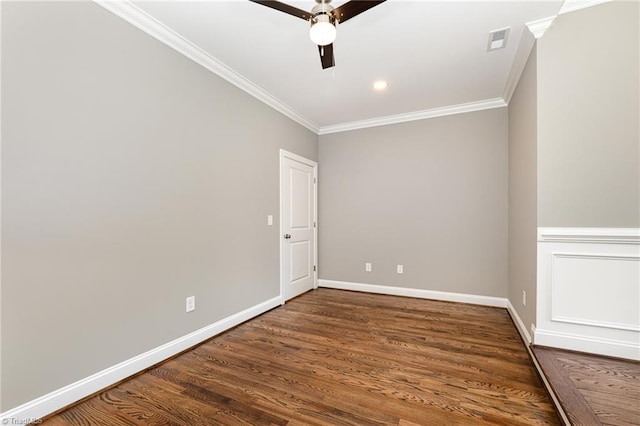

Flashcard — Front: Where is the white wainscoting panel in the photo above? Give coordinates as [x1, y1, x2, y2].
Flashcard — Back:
[551, 253, 639, 331]
[536, 228, 640, 360]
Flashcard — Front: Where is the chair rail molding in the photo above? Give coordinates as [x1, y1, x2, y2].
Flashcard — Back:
[538, 227, 640, 244]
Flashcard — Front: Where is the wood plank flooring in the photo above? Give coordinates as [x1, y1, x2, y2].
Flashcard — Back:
[532, 346, 640, 426]
[44, 289, 560, 425]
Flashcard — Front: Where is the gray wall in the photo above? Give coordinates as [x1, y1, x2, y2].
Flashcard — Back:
[537, 0, 640, 227]
[318, 108, 508, 297]
[508, 46, 538, 334]
[1, 1, 317, 410]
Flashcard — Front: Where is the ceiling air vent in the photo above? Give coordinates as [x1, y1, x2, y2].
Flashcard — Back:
[487, 27, 510, 51]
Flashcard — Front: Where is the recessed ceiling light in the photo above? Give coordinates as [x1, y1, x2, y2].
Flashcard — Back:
[373, 80, 388, 91]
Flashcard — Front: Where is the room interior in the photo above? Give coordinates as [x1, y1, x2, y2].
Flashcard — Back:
[1, 0, 638, 422]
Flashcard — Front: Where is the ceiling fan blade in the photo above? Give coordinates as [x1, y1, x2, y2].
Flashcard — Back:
[318, 43, 335, 69]
[334, 0, 386, 23]
[248, 0, 310, 20]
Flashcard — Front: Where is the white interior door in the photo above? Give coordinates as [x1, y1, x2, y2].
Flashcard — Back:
[281, 150, 317, 302]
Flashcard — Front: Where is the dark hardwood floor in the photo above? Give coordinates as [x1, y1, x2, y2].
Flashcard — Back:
[44, 289, 560, 425]
[532, 346, 640, 426]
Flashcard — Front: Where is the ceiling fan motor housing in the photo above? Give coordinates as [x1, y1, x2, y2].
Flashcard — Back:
[311, 0, 334, 15]
[311, 1, 336, 23]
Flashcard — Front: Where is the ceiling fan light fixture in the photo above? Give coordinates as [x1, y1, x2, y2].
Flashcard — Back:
[310, 14, 336, 46]
[249, 0, 387, 69]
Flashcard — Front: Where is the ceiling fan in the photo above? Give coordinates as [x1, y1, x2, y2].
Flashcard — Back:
[249, 0, 386, 69]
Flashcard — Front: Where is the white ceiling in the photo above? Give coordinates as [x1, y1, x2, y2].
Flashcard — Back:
[122, 0, 564, 132]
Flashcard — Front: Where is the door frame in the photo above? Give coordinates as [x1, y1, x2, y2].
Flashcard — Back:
[279, 149, 318, 305]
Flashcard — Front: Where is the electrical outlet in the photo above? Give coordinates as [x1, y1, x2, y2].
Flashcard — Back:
[186, 296, 195, 313]
[397, 264, 404, 274]
[522, 290, 526, 306]
[365, 262, 372, 272]
[267, 215, 273, 226]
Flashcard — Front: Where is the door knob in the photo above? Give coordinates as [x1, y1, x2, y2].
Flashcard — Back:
[284, 234, 291, 239]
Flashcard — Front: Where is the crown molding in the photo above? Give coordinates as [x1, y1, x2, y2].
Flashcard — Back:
[93, 0, 508, 136]
[505, 0, 611, 100]
[95, 0, 610, 137]
[559, 0, 612, 15]
[93, 0, 320, 134]
[526, 16, 557, 39]
[502, 28, 536, 104]
[523, 0, 611, 39]
[318, 98, 507, 135]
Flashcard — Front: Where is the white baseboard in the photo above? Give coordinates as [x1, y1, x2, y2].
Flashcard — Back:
[534, 328, 640, 361]
[0, 296, 281, 423]
[506, 300, 532, 344]
[318, 279, 508, 308]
